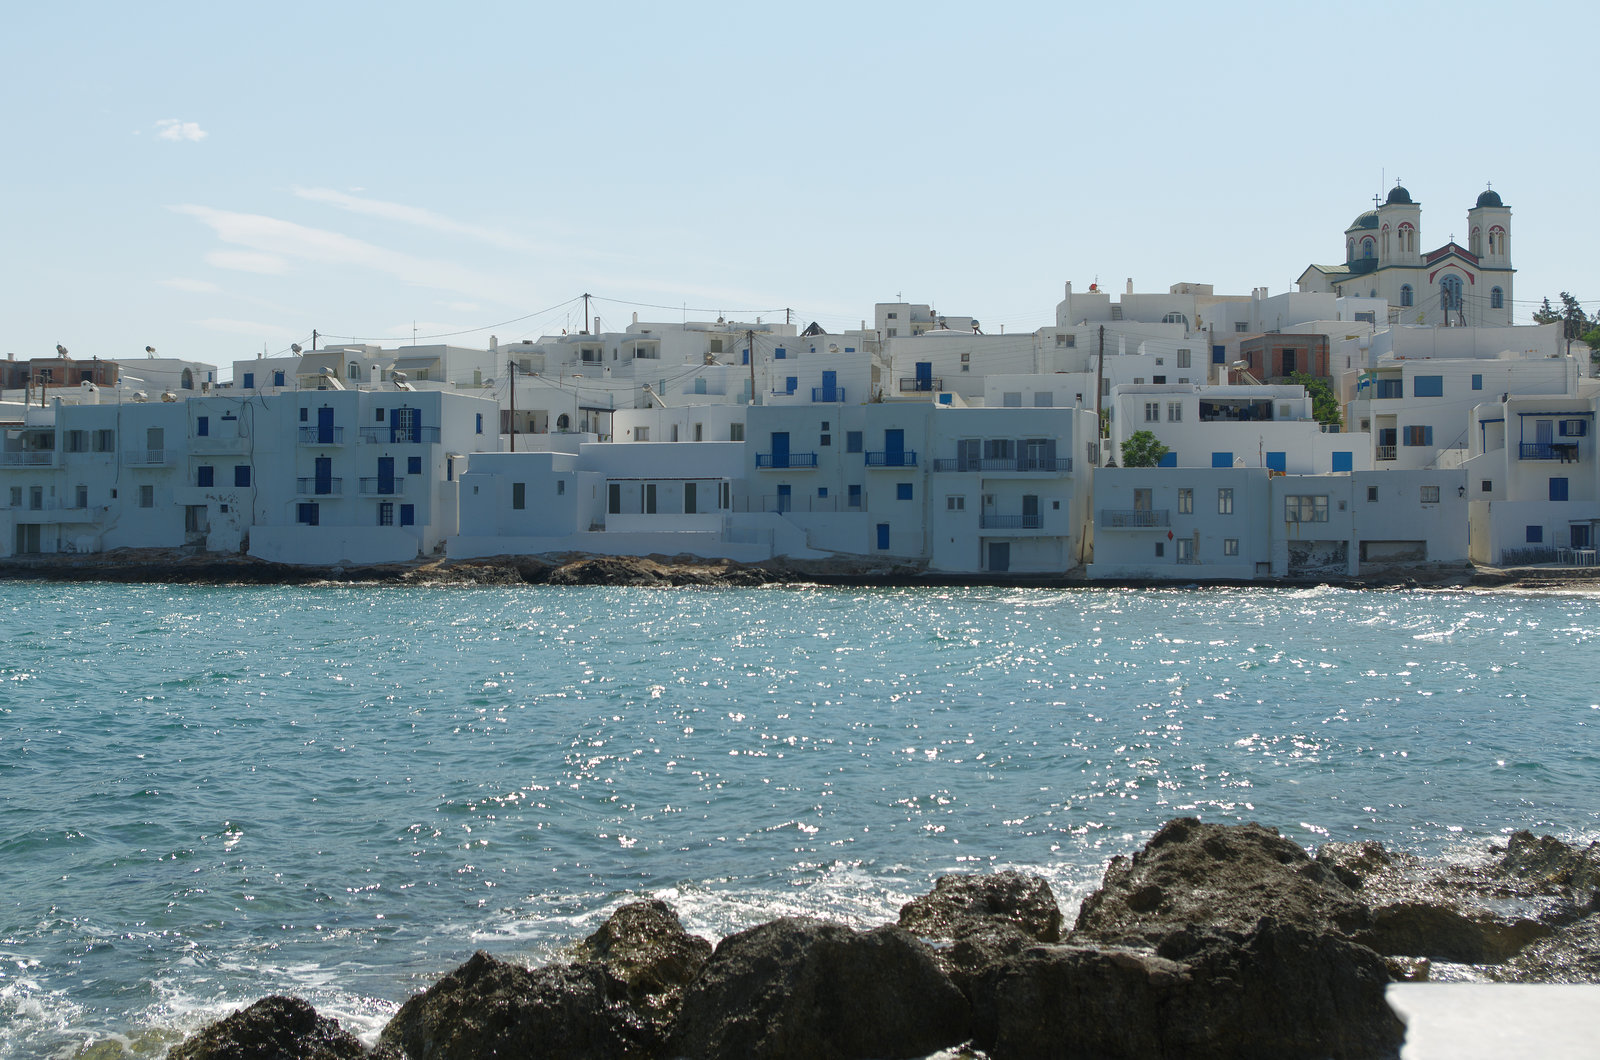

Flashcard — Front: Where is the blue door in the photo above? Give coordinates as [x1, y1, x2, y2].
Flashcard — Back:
[876, 523, 890, 550]
[317, 406, 334, 444]
[378, 456, 395, 494]
[777, 484, 791, 513]
[914, 362, 932, 391]
[885, 429, 905, 466]
[771, 432, 790, 469]
[821, 370, 837, 402]
[314, 456, 332, 495]
[989, 542, 1010, 572]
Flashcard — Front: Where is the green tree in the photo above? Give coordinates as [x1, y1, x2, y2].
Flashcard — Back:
[1560, 293, 1589, 342]
[1120, 430, 1169, 468]
[1534, 297, 1560, 325]
[1287, 371, 1343, 429]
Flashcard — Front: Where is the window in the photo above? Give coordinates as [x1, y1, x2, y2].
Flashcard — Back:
[242, 372, 255, 389]
[947, 495, 965, 511]
[348, 361, 360, 380]
[846, 431, 863, 453]
[1550, 477, 1569, 502]
[774, 347, 786, 360]
[1178, 488, 1193, 514]
[1404, 425, 1433, 446]
[1421, 485, 1440, 504]
[94, 429, 115, 452]
[512, 482, 526, 510]
[1400, 285, 1413, 308]
[1154, 541, 1164, 556]
[1368, 485, 1379, 502]
[76, 484, 88, 508]
[1034, 392, 1053, 408]
[896, 482, 913, 501]
[1472, 374, 1483, 391]
[408, 456, 422, 474]
[1168, 401, 1182, 422]
[1063, 334, 1076, 348]
[273, 371, 285, 387]
[197, 466, 214, 487]
[1560, 419, 1588, 437]
[1144, 402, 1160, 422]
[375, 408, 386, 423]
[139, 485, 154, 508]
[1482, 480, 1493, 492]
[65, 430, 86, 452]
[400, 504, 415, 525]
[1224, 538, 1239, 557]
[297, 502, 319, 525]
[1004, 392, 1023, 408]
[234, 465, 251, 487]
[635, 426, 649, 441]
[729, 423, 745, 441]
[475, 413, 484, 434]
[1235, 321, 1249, 333]
[1491, 287, 1504, 310]
[821, 433, 831, 447]
[378, 502, 394, 526]
[1212, 452, 1233, 468]
[300, 408, 308, 422]
[1217, 488, 1233, 514]
[1177, 349, 1191, 368]
[8, 486, 19, 506]
[1175, 538, 1193, 561]
[848, 484, 862, 507]
[196, 416, 209, 437]
[817, 486, 828, 498]
[1527, 525, 1544, 543]
[29, 486, 42, 510]
[1284, 495, 1329, 522]
[1414, 376, 1443, 398]
[557, 480, 566, 496]
[1441, 275, 1464, 313]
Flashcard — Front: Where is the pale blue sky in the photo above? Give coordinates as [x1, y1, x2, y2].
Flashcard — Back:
[4, 1, 1594, 375]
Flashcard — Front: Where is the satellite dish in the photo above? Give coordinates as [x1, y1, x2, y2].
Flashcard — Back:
[56, 344, 68, 356]
[145, 346, 156, 356]
[291, 343, 302, 354]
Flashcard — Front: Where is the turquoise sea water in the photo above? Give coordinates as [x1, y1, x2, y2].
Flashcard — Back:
[2, 582, 1598, 1056]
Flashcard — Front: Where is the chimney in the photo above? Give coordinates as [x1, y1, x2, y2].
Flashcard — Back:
[489, 335, 498, 351]
[1126, 278, 1133, 295]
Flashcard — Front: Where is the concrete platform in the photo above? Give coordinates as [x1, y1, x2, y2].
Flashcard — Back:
[1389, 983, 1600, 1059]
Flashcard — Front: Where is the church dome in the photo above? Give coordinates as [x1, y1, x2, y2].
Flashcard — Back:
[1349, 209, 1379, 231]
[1476, 189, 1504, 208]
[1385, 186, 1413, 205]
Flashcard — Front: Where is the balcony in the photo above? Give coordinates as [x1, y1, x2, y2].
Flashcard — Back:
[1099, 508, 1171, 529]
[1520, 442, 1580, 462]
[122, 449, 168, 466]
[755, 452, 819, 469]
[899, 376, 944, 392]
[1376, 445, 1397, 461]
[980, 514, 1044, 530]
[932, 457, 1072, 473]
[865, 451, 919, 468]
[0, 451, 56, 467]
[295, 477, 344, 496]
[358, 477, 406, 495]
[359, 426, 441, 445]
[298, 426, 345, 445]
[811, 386, 846, 403]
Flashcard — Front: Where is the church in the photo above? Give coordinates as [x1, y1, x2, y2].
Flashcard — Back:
[1297, 184, 1514, 327]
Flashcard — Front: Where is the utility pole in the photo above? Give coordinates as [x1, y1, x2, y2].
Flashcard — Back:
[582, 293, 592, 334]
[747, 329, 756, 405]
[507, 358, 516, 452]
[312, 329, 318, 351]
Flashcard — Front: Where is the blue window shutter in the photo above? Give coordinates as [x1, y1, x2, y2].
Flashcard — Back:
[1331, 451, 1353, 473]
[1551, 477, 1569, 502]
[1414, 376, 1443, 397]
[1212, 452, 1232, 468]
[774, 347, 786, 359]
[242, 372, 254, 389]
[197, 466, 213, 487]
[197, 417, 209, 436]
[400, 504, 415, 526]
[234, 465, 250, 487]
[1158, 452, 1177, 467]
[1266, 452, 1286, 473]
[1472, 374, 1483, 391]
[1212, 345, 1226, 364]
[1527, 525, 1544, 543]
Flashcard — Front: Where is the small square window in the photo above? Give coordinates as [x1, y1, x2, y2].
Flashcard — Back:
[896, 482, 913, 501]
[1527, 525, 1544, 543]
[1481, 480, 1492, 492]
[1367, 486, 1379, 502]
[556, 480, 566, 495]
[408, 456, 422, 475]
[299, 408, 308, 422]
[1154, 542, 1165, 557]
[820, 434, 831, 447]
[1224, 538, 1239, 556]
[1421, 485, 1440, 504]
[946, 495, 965, 511]
[376, 408, 386, 422]
[846, 431, 863, 454]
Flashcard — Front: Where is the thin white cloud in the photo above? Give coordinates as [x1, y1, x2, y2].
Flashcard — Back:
[195, 317, 298, 339]
[292, 186, 536, 252]
[205, 250, 290, 275]
[172, 203, 525, 304]
[444, 301, 481, 313]
[156, 119, 207, 142]
[160, 278, 220, 293]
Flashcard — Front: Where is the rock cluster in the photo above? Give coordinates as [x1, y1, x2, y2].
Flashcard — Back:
[169, 818, 1600, 1060]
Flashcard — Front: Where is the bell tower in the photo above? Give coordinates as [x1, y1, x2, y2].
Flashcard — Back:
[1467, 185, 1512, 324]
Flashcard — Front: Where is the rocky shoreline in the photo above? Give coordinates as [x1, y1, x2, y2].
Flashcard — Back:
[4, 548, 1600, 592]
[167, 817, 1600, 1060]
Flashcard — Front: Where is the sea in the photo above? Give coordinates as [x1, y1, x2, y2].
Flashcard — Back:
[2, 581, 1597, 1057]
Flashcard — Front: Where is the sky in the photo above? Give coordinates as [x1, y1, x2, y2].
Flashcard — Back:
[4, 1, 1595, 379]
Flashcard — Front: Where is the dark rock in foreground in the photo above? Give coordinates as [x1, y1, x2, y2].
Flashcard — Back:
[573, 899, 712, 1035]
[898, 868, 1063, 942]
[377, 951, 651, 1060]
[670, 917, 970, 1060]
[1074, 817, 1372, 946]
[1492, 914, 1600, 982]
[167, 995, 368, 1060]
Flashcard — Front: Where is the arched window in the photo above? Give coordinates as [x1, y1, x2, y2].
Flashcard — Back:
[1489, 226, 1506, 256]
[347, 361, 360, 380]
[1381, 225, 1390, 258]
[1361, 237, 1375, 259]
[556, 413, 571, 431]
[1441, 275, 1464, 313]
[1491, 287, 1504, 309]
[1398, 223, 1415, 254]
[180, 368, 194, 390]
[1400, 284, 1414, 307]
[1160, 311, 1189, 327]
[1346, 238, 1355, 261]
[1470, 227, 1482, 256]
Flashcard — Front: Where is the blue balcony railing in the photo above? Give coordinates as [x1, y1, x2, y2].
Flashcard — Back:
[811, 386, 846, 403]
[298, 426, 344, 444]
[865, 450, 918, 467]
[755, 452, 819, 469]
[1521, 442, 1580, 462]
[932, 457, 1072, 473]
[980, 514, 1044, 530]
[359, 426, 441, 444]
